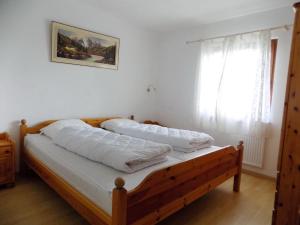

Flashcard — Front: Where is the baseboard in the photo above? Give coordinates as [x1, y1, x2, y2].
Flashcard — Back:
[242, 169, 276, 181]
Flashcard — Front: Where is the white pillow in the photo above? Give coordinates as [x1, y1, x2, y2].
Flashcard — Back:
[41, 119, 91, 139]
[100, 118, 138, 131]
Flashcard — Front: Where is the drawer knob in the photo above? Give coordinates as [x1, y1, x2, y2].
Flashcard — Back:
[5, 150, 10, 154]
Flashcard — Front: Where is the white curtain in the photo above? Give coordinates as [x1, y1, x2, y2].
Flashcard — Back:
[195, 31, 271, 138]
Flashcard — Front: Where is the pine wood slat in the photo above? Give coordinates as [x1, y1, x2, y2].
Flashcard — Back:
[128, 151, 239, 207]
[127, 158, 239, 224]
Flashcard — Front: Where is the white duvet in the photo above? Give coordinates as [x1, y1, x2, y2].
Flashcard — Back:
[101, 120, 214, 153]
[52, 126, 172, 173]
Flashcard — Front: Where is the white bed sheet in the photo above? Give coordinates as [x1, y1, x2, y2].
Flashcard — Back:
[24, 134, 223, 215]
[25, 134, 180, 215]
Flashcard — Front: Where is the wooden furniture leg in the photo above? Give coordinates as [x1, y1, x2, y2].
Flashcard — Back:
[233, 141, 244, 192]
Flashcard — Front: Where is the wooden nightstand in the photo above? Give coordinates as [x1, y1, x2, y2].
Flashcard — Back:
[0, 133, 15, 187]
[143, 120, 164, 126]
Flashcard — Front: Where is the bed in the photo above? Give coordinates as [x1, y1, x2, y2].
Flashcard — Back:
[20, 118, 244, 225]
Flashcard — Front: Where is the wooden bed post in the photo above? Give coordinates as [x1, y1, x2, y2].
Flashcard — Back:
[20, 119, 28, 174]
[112, 177, 127, 225]
[233, 141, 244, 192]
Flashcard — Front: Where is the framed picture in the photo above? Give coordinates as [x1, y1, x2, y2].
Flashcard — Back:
[51, 22, 120, 70]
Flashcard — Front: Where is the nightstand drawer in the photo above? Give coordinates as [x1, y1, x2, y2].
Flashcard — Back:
[0, 147, 12, 156]
[0, 156, 12, 183]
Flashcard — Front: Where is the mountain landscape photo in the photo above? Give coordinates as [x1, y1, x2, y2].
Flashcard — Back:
[56, 29, 117, 65]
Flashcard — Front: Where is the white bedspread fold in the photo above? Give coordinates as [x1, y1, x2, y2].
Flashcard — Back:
[101, 122, 214, 153]
[52, 126, 172, 173]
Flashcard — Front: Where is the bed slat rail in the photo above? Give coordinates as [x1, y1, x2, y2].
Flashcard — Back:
[126, 145, 243, 225]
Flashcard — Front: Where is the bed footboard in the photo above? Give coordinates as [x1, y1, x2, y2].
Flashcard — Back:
[112, 142, 244, 225]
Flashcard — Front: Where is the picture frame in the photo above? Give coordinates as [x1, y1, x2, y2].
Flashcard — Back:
[51, 21, 120, 70]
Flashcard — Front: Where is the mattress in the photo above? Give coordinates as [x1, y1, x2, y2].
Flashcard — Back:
[24, 134, 223, 215]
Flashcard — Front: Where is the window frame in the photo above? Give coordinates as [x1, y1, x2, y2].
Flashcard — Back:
[270, 39, 278, 103]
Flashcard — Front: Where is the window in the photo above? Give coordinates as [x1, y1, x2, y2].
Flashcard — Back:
[195, 31, 272, 137]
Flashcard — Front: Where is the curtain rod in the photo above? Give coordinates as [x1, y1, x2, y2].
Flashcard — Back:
[186, 24, 293, 44]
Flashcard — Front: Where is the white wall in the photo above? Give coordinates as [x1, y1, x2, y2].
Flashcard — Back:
[0, 0, 159, 168]
[0, 0, 294, 177]
[155, 7, 294, 177]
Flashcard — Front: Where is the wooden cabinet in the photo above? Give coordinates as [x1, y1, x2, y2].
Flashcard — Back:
[0, 133, 15, 187]
[272, 3, 300, 225]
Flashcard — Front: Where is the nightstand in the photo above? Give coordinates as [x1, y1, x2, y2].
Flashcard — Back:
[143, 120, 164, 126]
[0, 133, 15, 187]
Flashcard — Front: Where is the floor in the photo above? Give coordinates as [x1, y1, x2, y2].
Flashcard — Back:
[0, 173, 275, 225]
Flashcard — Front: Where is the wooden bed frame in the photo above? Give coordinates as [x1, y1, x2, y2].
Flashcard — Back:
[20, 118, 244, 225]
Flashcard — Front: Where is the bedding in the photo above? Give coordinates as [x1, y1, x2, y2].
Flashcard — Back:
[24, 134, 181, 215]
[41, 119, 91, 139]
[101, 119, 215, 152]
[52, 126, 172, 173]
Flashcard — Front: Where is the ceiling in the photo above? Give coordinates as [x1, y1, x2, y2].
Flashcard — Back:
[91, 0, 295, 31]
